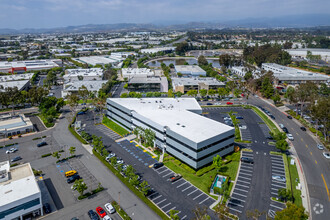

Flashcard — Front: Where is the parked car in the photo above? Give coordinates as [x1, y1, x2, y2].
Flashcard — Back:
[214, 102, 222, 105]
[272, 175, 286, 182]
[11, 156, 22, 162]
[279, 124, 284, 129]
[43, 203, 51, 214]
[223, 117, 231, 121]
[96, 206, 107, 218]
[106, 153, 115, 161]
[122, 165, 128, 171]
[104, 203, 116, 214]
[240, 157, 254, 164]
[77, 111, 85, 115]
[117, 158, 124, 164]
[317, 144, 324, 150]
[103, 215, 112, 220]
[206, 103, 213, 105]
[323, 152, 330, 159]
[287, 115, 293, 119]
[226, 102, 233, 105]
[88, 210, 99, 220]
[169, 174, 182, 182]
[282, 127, 289, 133]
[67, 174, 80, 183]
[269, 115, 275, 119]
[236, 116, 243, 119]
[37, 141, 47, 147]
[6, 147, 18, 154]
[287, 134, 294, 141]
[150, 162, 164, 169]
[239, 125, 247, 129]
[300, 126, 306, 131]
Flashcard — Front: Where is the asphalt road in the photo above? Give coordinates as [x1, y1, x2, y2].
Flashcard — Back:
[248, 96, 330, 220]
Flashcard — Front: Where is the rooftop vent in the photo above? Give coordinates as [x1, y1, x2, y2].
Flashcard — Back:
[181, 125, 185, 128]
[176, 123, 180, 125]
[5, 190, 12, 194]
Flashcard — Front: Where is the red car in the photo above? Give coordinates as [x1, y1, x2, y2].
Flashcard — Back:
[226, 102, 233, 105]
[96, 206, 107, 218]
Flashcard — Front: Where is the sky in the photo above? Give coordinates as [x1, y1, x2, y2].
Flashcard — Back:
[0, 0, 329, 29]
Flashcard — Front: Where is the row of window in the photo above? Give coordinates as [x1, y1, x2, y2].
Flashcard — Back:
[0, 198, 40, 219]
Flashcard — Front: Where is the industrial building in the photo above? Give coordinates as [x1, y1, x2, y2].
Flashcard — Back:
[140, 47, 176, 54]
[62, 80, 108, 98]
[262, 63, 329, 85]
[0, 114, 34, 137]
[0, 73, 34, 92]
[0, 161, 43, 220]
[72, 55, 124, 67]
[64, 68, 103, 82]
[0, 60, 60, 73]
[172, 77, 225, 93]
[106, 98, 235, 169]
[127, 76, 168, 93]
[174, 65, 207, 77]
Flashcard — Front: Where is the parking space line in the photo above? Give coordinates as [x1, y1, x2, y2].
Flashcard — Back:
[272, 164, 284, 169]
[199, 197, 210, 205]
[272, 167, 285, 172]
[270, 204, 284, 210]
[156, 199, 166, 205]
[271, 192, 278, 196]
[159, 169, 170, 175]
[152, 195, 162, 201]
[228, 201, 244, 208]
[271, 187, 284, 191]
[231, 197, 245, 203]
[235, 188, 249, 193]
[171, 178, 184, 185]
[237, 179, 251, 185]
[235, 183, 249, 188]
[272, 171, 285, 176]
[239, 172, 252, 176]
[238, 176, 251, 181]
[161, 202, 171, 209]
[232, 192, 247, 197]
[240, 168, 253, 173]
[181, 215, 187, 219]
[163, 172, 173, 178]
[177, 181, 188, 188]
[272, 183, 286, 188]
[187, 188, 198, 196]
[228, 207, 242, 213]
[147, 192, 157, 198]
[166, 207, 176, 214]
[182, 185, 193, 192]
[193, 193, 204, 200]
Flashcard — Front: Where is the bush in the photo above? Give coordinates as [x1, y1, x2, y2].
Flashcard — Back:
[213, 186, 221, 195]
[8, 136, 12, 139]
[111, 201, 132, 220]
[196, 165, 215, 176]
[42, 135, 47, 138]
[309, 127, 317, 133]
[68, 126, 88, 144]
[41, 153, 52, 158]
[10, 163, 19, 167]
[32, 137, 42, 141]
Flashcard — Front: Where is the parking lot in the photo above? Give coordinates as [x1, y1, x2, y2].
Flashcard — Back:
[95, 124, 122, 141]
[227, 150, 254, 215]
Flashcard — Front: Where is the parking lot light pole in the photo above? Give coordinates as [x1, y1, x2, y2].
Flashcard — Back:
[118, 191, 121, 210]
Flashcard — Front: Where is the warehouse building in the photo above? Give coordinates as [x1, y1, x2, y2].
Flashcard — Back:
[174, 65, 206, 77]
[140, 47, 175, 54]
[0, 60, 60, 73]
[106, 98, 235, 169]
[72, 55, 124, 67]
[262, 63, 329, 85]
[0, 114, 34, 137]
[172, 77, 225, 93]
[62, 80, 108, 98]
[0, 161, 43, 220]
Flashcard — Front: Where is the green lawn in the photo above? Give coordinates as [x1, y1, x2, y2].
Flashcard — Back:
[288, 156, 303, 207]
[251, 106, 280, 135]
[102, 116, 130, 137]
[164, 152, 240, 196]
[283, 154, 291, 190]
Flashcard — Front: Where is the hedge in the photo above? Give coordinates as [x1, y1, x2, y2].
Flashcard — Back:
[68, 126, 88, 144]
[41, 153, 52, 158]
[196, 165, 215, 177]
[93, 150, 170, 220]
[32, 137, 42, 141]
[111, 201, 131, 220]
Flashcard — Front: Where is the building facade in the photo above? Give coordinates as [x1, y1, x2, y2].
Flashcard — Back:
[106, 98, 235, 169]
[172, 77, 225, 93]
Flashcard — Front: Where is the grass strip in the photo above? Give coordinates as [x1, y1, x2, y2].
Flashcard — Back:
[251, 106, 280, 135]
[68, 126, 88, 144]
[93, 150, 170, 220]
[288, 157, 302, 207]
[111, 201, 131, 220]
[283, 154, 291, 190]
[102, 116, 129, 137]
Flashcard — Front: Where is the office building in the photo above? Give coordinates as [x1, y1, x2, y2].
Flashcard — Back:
[0, 114, 34, 137]
[127, 76, 168, 93]
[172, 77, 225, 93]
[72, 55, 124, 67]
[106, 98, 235, 169]
[121, 68, 154, 79]
[64, 68, 103, 82]
[262, 63, 329, 85]
[0, 161, 43, 220]
[140, 47, 176, 54]
[62, 80, 108, 98]
[174, 65, 206, 77]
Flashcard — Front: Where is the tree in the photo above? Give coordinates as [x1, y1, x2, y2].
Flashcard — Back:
[217, 87, 228, 99]
[123, 83, 128, 89]
[226, 81, 236, 93]
[295, 82, 318, 113]
[208, 89, 217, 97]
[200, 89, 208, 98]
[275, 202, 308, 220]
[78, 85, 89, 104]
[110, 157, 117, 167]
[246, 209, 266, 220]
[125, 165, 136, 179]
[244, 72, 253, 81]
[283, 42, 293, 49]
[73, 179, 88, 197]
[52, 151, 61, 160]
[284, 87, 296, 104]
[278, 188, 293, 202]
[175, 41, 189, 56]
[311, 97, 330, 141]
[168, 89, 174, 98]
[219, 54, 232, 68]
[69, 147, 76, 156]
[214, 203, 230, 220]
[213, 155, 223, 172]
[261, 77, 274, 99]
[129, 175, 140, 187]
[169, 210, 180, 220]
[67, 93, 79, 119]
[272, 92, 281, 105]
[140, 180, 151, 196]
[187, 90, 198, 97]
[120, 93, 128, 98]
[192, 206, 211, 220]
[198, 55, 208, 66]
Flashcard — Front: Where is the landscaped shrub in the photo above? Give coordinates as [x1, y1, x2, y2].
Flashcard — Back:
[196, 165, 215, 176]
[213, 186, 221, 195]
[41, 153, 52, 158]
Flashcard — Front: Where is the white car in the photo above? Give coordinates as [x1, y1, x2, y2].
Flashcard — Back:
[279, 123, 284, 129]
[104, 203, 116, 214]
[6, 148, 18, 154]
[287, 134, 294, 141]
[239, 125, 247, 129]
[317, 144, 324, 150]
[323, 152, 330, 159]
[103, 215, 112, 220]
[272, 175, 286, 182]
[214, 102, 222, 105]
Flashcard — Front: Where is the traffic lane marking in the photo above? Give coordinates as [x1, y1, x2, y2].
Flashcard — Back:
[315, 160, 317, 164]
[321, 174, 330, 201]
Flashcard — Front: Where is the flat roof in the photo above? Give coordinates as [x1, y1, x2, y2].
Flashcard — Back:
[0, 73, 34, 82]
[122, 68, 154, 77]
[0, 163, 40, 207]
[63, 80, 108, 92]
[0, 115, 33, 131]
[65, 68, 103, 77]
[109, 98, 234, 142]
[172, 77, 224, 86]
[128, 76, 165, 84]
[0, 80, 29, 91]
[73, 56, 124, 66]
[174, 65, 206, 74]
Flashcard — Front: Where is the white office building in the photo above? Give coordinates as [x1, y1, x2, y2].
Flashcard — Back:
[0, 161, 43, 220]
[262, 63, 329, 85]
[62, 80, 108, 98]
[0, 114, 34, 137]
[175, 65, 207, 77]
[72, 55, 124, 67]
[172, 77, 225, 93]
[122, 68, 154, 79]
[64, 68, 103, 82]
[106, 98, 235, 169]
[140, 47, 176, 54]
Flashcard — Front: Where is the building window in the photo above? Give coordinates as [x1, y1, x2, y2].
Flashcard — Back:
[0, 198, 40, 219]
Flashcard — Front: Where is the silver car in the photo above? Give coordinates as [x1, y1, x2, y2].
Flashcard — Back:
[317, 144, 324, 150]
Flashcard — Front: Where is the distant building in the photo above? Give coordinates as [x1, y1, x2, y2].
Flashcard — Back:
[0, 161, 43, 220]
[0, 60, 60, 73]
[121, 68, 154, 79]
[0, 73, 33, 92]
[140, 47, 175, 54]
[62, 80, 108, 98]
[174, 65, 206, 77]
[262, 63, 329, 85]
[64, 68, 103, 82]
[106, 98, 234, 169]
[0, 114, 34, 137]
[127, 76, 168, 93]
[172, 77, 225, 93]
[73, 56, 124, 67]
[231, 66, 260, 78]
[285, 48, 330, 62]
